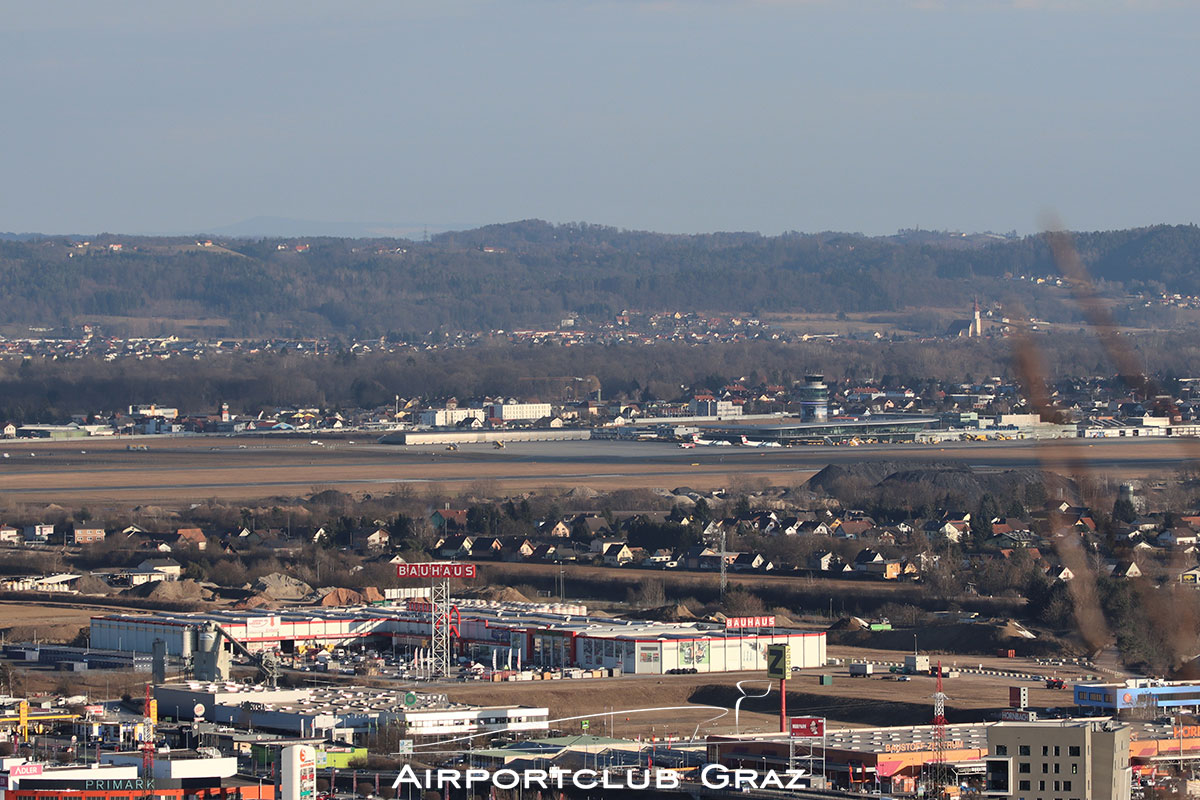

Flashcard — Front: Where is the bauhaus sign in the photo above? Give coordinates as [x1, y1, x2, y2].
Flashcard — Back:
[397, 563, 476, 579]
[725, 615, 776, 629]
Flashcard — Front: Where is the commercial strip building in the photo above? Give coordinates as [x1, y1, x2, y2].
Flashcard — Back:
[0, 752, 271, 800]
[1074, 678, 1200, 714]
[89, 601, 826, 675]
[708, 718, 1172, 796]
[153, 683, 549, 741]
[708, 722, 990, 795]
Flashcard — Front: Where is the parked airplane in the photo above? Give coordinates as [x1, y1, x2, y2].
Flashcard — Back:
[739, 435, 782, 448]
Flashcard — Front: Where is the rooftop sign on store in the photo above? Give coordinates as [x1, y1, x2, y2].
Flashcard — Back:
[396, 563, 476, 579]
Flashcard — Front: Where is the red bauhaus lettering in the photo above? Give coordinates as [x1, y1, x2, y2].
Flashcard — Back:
[396, 563, 476, 579]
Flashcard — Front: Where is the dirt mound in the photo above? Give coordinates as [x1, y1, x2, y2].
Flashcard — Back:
[317, 587, 371, 606]
[460, 586, 532, 603]
[72, 575, 116, 595]
[124, 579, 214, 602]
[827, 616, 870, 631]
[233, 594, 279, 610]
[628, 603, 696, 622]
[250, 573, 312, 601]
[828, 620, 1069, 657]
[3, 623, 85, 643]
[565, 486, 600, 499]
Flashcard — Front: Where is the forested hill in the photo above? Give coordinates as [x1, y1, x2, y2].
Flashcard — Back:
[0, 221, 1197, 338]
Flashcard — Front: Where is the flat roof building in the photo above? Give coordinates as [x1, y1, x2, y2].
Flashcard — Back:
[153, 683, 548, 742]
[711, 414, 937, 445]
[983, 720, 1131, 800]
[91, 600, 826, 675]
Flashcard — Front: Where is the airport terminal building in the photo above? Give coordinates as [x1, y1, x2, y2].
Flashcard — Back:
[711, 414, 937, 445]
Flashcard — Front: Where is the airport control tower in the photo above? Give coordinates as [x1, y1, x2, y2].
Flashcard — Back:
[798, 375, 829, 422]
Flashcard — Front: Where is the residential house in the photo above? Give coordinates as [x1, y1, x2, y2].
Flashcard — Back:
[698, 550, 737, 571]
[539, 520, 571, 539]
[1, 422, 16, 438]
[1158, 528, 1199, 548]
[430, 507, 468, 532]
[989, 530, 1039, 548]
[868, 528, 898, 546]
[470, 537, 505, 558]
[796, 520, 832, 537]
[837, 518, 876, 539]
[499, 538, 534, 562]
[24, 524, 54, 544]
[572, 514, 611, 538]
[529, 543, 559, 563]
[646, 548, 675, 567]
[1131, 540, 1161, 558]
[136, 558, 182, 580]
[853, 548, 901, 580]
[364, 529, 391, 552]
[602, 542, 634, 566]
[0, 525, 21, 545]
[435, 535, 474, 559]
[174, 527, 208, 550]
[772, 517, 801, 536]
[731, 553, 768, 572]
[680, 545, 718, 570]
[1046, 564, 1075, 582]
[72, 527, 107, 545]
[809, 551, 849, 573]
[1109, 560, 1142, 579]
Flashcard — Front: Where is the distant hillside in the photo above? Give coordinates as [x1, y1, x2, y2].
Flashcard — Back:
[0, 221, 1196, 337]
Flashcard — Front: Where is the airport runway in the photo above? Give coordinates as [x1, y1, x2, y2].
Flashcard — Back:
[0, 435, 1194, 505]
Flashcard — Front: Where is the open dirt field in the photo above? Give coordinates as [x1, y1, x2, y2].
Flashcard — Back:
[0, 435, 1191, 506]
[0, 600, 104, 642]
[442, 645, 1086, 736]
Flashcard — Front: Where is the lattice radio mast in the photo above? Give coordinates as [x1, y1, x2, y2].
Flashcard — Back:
[928, 659, 950, 797]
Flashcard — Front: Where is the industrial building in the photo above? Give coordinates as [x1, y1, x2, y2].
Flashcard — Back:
[153, 683, 549, 741]
[2, 643, 152, 672]
[90, 601, 826, 674]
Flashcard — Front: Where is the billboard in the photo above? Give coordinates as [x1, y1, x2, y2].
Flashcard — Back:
[766, 644, 790, 679]
[725, 615, 776, 629]
[281, 745, 316, 800]
[396, 563, 476, 579]
[789, 717, 825, 738]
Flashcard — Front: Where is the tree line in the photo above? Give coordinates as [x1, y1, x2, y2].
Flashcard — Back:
[1, 221, 1199, 337]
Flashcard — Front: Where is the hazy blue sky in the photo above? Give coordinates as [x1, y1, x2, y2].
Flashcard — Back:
[4, 1, 1197, 236]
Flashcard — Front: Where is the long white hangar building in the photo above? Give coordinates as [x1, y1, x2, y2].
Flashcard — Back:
[91, 603, 825, 675]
